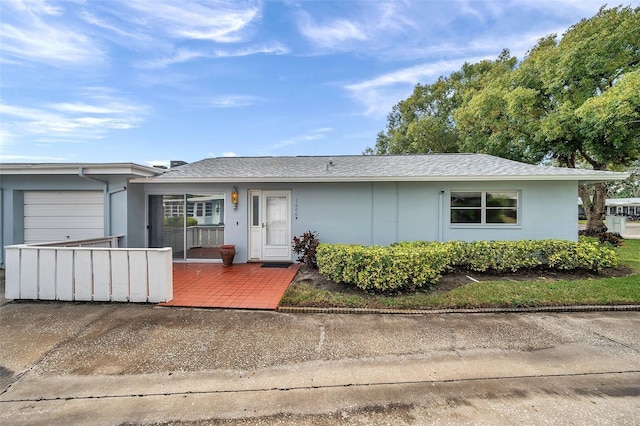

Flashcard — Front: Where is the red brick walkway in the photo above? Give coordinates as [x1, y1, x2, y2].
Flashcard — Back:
[158, 263, 300, 310]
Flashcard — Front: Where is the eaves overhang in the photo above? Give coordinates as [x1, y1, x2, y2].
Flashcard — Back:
[130, 172, 630, 184]
[0, 163, 163, 177]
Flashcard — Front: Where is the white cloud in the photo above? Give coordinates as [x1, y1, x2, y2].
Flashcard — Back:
[344, 57, 491, 117]
[0, 0, 104, 66]
[10, 0, 64, 17]
[140, 49, 209, 69]
[123, 0, 261, 43]
[265, 128, 333, 151]
[213, 43, 290, 58]
[206, 151, 238, 157]
[79, 10, 152, 45]
[297, 12, 368, 50]
[140, 43, 289, 69]
[296, 3, 417, 53]
[0, 154, 65, 162]
[206, 95, 264, 108]
[454, 0, 487, 22]
[0, 128, 14, 148]
[145, 160, 170, 168]
[1, 90, 149, 143]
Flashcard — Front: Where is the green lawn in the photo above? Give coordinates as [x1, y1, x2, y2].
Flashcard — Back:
[281, 239, 640, 309]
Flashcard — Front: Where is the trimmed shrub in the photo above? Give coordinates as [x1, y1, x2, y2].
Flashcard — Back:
[316, 243, 450, 293]
[316, 239, 618, 293]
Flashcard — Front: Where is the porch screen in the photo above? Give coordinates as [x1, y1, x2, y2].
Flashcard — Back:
[148, 194, 225, 260]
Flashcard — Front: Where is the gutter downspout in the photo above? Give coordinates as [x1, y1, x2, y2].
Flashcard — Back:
[79, 167, 110, 235]
[438, 190, 444, 243]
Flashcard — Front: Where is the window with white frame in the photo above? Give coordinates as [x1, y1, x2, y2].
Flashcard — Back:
[450, 191, 519, 224]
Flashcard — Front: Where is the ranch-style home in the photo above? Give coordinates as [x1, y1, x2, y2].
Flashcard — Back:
[1, 153, 629, 268]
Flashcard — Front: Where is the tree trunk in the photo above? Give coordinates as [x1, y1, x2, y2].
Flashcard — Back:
[578, 182, 608, 234]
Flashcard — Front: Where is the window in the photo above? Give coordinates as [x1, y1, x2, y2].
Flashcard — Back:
[451, 191, 518, 225]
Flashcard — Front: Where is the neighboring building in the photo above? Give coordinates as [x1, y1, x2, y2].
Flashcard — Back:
[606, 198, 640, 218]
[0, 163, 161, 267]
[578, 197, 640, 219]
[1, 154, 629, 266]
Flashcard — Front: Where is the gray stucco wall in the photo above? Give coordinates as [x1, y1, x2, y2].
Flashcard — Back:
[2, 176, 579, 267]
[141, 179, 578, 263]
[290, 180, 577, 246]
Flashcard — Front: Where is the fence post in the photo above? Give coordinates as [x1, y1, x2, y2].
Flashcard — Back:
[5, 247, 21, 300]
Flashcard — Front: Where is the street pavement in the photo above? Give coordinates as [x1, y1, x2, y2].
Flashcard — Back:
[1, 301, 639, 425]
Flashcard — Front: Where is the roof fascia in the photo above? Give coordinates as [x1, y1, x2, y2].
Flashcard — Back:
[0, 163, 163, 177]
[131, 172, 630, 184]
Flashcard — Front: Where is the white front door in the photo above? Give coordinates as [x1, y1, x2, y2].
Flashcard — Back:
[248, 190, 291, 261]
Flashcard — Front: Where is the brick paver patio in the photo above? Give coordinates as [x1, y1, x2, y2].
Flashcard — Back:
[158, 263, 300, 310]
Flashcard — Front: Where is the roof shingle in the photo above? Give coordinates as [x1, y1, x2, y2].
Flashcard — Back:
[141, 154, 627, 183]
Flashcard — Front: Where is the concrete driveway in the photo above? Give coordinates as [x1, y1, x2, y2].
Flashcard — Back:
[1, 301, 639, 425]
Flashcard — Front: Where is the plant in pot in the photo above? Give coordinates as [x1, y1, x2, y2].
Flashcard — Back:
[220, 244, 236, 266]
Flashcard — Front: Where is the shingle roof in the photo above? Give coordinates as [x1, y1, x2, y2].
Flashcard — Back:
[138, 154, 628, 183]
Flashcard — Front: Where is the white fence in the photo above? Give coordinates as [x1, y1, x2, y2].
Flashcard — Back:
[30, 235, 124, 248]
[5, 242, 173, 303]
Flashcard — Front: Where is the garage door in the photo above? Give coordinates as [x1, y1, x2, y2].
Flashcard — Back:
[24, 191, 104, 244]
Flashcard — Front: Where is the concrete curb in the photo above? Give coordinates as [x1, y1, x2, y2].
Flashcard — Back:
[277, 305, 640, 315]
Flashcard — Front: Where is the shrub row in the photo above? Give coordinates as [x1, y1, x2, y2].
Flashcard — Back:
[316, 239, 618, 293]
[316, 243, 450, 293]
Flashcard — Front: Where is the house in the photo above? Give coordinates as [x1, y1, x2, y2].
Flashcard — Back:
[606, 198, 640, 218]
[1, 154, 629, 267]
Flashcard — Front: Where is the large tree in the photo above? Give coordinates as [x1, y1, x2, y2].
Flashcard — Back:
[526, 6, 639, 232]
[367, 50, 517, 156]
[370, 6, 640, 233]
[608, 160, 640, 199]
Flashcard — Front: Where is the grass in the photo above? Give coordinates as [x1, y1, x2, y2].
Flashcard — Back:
[280, 239, 640, 309]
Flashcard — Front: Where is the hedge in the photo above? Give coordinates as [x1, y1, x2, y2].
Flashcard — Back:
[316, 239, 618, 293]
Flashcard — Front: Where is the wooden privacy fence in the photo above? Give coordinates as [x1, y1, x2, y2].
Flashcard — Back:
[5, 243, 173, 303]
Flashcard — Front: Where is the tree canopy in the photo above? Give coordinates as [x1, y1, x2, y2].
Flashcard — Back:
[369, 5, 640, 232]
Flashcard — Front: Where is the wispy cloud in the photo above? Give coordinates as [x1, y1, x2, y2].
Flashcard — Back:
[139, 49, 209, 69]
[140, 43, 289, 69]
[1, 88, 149, 143]
[0, 0, 104, 66]
[79, 10, 153, 45]
[295, 3, 414, 53]
[264, 128, 333, 152]
[123, 0, 261, 43]
[297, 12, 368, 50]
[205, 95, 265, 108]
[0, 154, 65, 162]
[213, 43, 290, 58]
[344, 58, 488, 117]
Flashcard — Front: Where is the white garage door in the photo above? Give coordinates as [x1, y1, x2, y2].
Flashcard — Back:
[24, 191, 104, 244]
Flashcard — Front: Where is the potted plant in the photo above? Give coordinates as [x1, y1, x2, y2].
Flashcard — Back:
[220, 244, 236, 266]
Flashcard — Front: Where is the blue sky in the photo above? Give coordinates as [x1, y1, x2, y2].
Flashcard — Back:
[1, 0, 633, 167]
